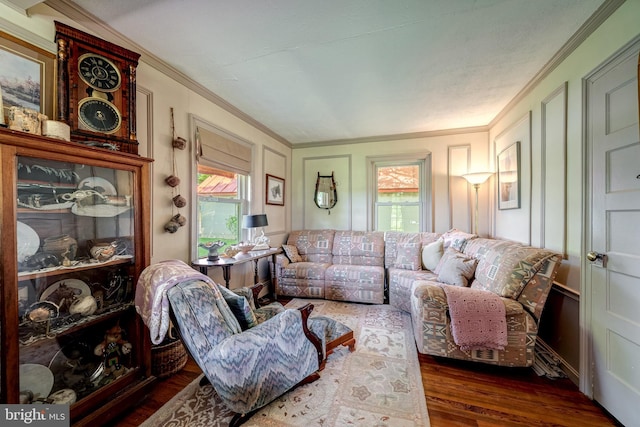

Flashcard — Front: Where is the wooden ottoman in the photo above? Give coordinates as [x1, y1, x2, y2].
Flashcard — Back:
[308, 316, 356, 370]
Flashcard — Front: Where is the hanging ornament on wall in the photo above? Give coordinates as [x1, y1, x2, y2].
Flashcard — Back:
[164, 107, 187, 233]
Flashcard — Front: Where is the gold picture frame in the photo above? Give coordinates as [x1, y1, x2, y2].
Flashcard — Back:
[0, 30, 56, 125]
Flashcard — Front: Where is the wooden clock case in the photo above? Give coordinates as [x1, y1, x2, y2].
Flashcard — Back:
[55, 21, 141, 154]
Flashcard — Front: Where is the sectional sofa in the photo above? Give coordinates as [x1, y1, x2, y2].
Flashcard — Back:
[273, 229, 562, 367]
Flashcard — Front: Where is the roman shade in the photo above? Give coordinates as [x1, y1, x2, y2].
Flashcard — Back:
[197, 126, 251, 175]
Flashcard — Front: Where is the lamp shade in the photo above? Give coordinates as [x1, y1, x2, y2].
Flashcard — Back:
[242, 214, 268, 228]
[461, 172, 493, 185]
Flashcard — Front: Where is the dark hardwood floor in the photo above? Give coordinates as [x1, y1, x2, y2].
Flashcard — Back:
[113, 352, 620, 426]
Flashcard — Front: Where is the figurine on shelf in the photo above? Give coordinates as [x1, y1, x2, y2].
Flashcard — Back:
[199, 240, 226, 261]
[94, 325, 132, 378]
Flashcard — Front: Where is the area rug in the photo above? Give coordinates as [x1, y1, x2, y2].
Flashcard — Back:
[141, 299, 430, 426]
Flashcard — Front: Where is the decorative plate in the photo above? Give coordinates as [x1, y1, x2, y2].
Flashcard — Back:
[71, 204, 131, 217]
[19, 364, 54, 400]
[17, 221, 39, 262]
[40, 279, 91, 302]
[78, 176, 117, 195]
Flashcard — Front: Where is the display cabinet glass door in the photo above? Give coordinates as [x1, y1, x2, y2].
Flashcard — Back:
[16, 155, 138, 406]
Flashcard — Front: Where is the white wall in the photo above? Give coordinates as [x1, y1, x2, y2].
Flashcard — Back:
[488, 0, 640, 293]
[0, 3, 292, 288]
[292, 131, 491, 234]
[3, 0, 638, 310]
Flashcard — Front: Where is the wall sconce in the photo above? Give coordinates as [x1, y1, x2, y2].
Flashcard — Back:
[242, 214, 270, 250]
[461, 172, 493, 235]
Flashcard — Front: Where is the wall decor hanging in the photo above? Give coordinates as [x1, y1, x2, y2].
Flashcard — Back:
[0, 30, 55, 125]
[497, 141, 521, 210]
[164, 107, 187, 233]
[265, 174, 285, 206]
[314, 172, 337, 214]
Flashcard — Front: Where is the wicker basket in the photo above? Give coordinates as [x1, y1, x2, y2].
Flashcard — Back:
[151, 337, 188, 378]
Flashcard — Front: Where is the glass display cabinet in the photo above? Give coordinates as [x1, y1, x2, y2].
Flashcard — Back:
[0, 129, 154, 426]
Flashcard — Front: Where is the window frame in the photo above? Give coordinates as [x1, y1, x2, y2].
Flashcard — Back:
[190, 115, 254, 260]
[196, 166, 249, 250]
[367, 154, 432, 232]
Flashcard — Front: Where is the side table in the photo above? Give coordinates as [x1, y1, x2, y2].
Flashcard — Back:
[191, 247, 281, 291]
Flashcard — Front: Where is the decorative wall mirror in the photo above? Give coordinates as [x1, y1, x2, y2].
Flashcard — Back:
[314, 172, 337, 213]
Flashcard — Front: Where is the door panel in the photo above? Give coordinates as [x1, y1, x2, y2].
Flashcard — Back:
[588, 46, 640, 427]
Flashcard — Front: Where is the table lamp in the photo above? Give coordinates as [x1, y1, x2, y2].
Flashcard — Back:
[242, 214, 270, 250]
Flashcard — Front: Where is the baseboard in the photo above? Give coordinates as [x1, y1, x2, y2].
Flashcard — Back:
[537, 338, 579, 385]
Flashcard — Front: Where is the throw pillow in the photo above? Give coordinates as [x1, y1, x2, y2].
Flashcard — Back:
[394, 242, 421, 270]
[441, 228, 477, 251]
[282, 244, 303, 263]
[421, 239, 444, 271]
[435, 247, 478, 287]
[218, 285, 258, 330]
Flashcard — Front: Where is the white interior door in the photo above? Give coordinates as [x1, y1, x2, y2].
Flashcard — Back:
[586, 44, 640, 426]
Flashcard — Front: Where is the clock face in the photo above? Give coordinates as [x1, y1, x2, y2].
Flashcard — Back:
[78, 97, 122, 134]
[78, 53, 122, 92]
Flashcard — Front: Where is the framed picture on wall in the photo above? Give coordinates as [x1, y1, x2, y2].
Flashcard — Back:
[266, 174, 285, 206]
[0, 30, 55, 124]
[497, 141, 520, 210]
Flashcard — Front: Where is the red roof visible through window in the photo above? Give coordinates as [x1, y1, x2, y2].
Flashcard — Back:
[198, 174, 238, 196]
[377, 166, 419, 193]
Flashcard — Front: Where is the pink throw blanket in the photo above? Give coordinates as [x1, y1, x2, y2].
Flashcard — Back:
[440, 284, 507, 351]
[135, 259, 216, 344]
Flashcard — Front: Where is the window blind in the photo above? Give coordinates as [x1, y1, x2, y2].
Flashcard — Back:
[197, 126, 251, 175]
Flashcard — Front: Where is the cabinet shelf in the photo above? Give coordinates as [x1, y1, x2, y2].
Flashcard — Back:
[18, 256, 134, 281]
[19, 303, 135, 348]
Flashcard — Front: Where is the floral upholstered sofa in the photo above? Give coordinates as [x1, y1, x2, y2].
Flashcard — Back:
[274, 228, 562, 367]
[273, 230, 386, 304]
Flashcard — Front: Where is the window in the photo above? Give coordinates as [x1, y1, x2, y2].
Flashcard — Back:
[370, 156, 431, 232]
[196, 165, 247, 258]
[191, 116, 253, 259]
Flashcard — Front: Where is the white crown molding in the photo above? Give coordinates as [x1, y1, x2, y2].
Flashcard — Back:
[44, 0, 292, 148]
[293, 125, 490, 149]
[0, 14, 56, 52]
[0, 0, 43, 16]
[42, 0, 623, 149]
[488, 0, 625, 129]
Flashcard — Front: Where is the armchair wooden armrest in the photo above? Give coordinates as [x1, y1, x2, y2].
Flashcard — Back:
[297, 303, 324, 369]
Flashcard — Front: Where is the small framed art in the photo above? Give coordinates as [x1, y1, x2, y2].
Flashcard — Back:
[0, 30, 55, 124]
[266, 174, 285, 206]
[497, 141, 520, 210]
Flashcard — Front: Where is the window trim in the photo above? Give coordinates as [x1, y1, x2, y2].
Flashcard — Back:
[366, 154, 432, 232]
[190, 114, 254, 259]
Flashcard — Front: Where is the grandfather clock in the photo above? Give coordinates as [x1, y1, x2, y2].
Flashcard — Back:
[55, 21, 141, 154]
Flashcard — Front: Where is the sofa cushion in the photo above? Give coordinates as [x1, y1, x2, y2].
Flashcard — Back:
[441, 228, 477, 251]
[282, 244, 303, 263]
[464, 238, 557, 299]
[421, 239, 444, 271]
[394, 242, 422, 270]
[280, 262, 329, 280]
[388, 268, 438, 312]
[435, 248, 478, 287]
[287, 229, 334, 256]
[332, 231, 385, 266]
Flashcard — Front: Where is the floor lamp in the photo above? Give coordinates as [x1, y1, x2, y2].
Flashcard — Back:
[461, 172, 493, 235]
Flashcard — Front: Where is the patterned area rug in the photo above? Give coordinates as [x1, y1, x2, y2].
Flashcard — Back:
[141, 299, 430, 426]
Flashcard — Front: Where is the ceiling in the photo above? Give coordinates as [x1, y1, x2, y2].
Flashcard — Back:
[50, 0, 611, 145]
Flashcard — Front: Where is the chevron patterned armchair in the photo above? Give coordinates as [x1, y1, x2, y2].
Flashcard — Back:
[166, 279, 323, 426]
